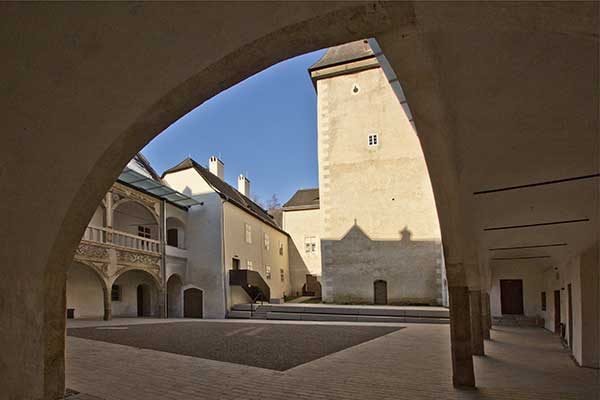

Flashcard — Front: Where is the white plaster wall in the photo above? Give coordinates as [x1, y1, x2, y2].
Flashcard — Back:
[490, 262, 545, 318]
[579, 242, 599, 368]
[223, 201, 290, 305]
[560, 256, 583, 364]
[89, 205, 105, 227]
[316, 66, 443, 303]
[66, 264, 104, 319]
[558, 244, 600, 368]
[111, 270, 159, 317]
[541, 268, 561, 332]
[282, 208, 322, 295]
[164, 168, 226, 318]
[166, 203, 188, 248]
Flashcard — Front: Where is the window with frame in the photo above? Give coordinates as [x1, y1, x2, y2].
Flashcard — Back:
[279, 241, 284, 256]
[111, 284, 121, 301]
[244, 223, 252, 244]
[304, 236, 317, 254]
[368, 134, 379, 147]
[246, 260, 253, 270]
[280, 268, 285, 282]
[138, 225, 151, 239]
[541, 291, 547, 311]
[265, 265, 271, 280]
[264, 233, 270, 250]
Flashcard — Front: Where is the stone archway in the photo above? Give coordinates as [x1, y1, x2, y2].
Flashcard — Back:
[66, 262, 109, 320]
[111, 269, 160, 318]
[3, 3, 594, 398]
[167, 274, 184, 318]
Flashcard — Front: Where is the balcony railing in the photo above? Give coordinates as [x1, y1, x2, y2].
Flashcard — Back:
[82, 225, 161, 254]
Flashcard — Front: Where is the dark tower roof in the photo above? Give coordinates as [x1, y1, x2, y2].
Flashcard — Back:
[309, 40, 374, 71]
[283, 188, 320, 210]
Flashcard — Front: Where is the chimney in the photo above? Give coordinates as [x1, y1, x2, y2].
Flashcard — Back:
[208, 156, 224, 180]
[237, 174, 250, 197]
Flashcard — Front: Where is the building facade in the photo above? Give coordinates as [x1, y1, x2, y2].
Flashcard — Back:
[283, 40, 447, 305]
[67, 154, 290, 320]
[162, 156, 291, 317]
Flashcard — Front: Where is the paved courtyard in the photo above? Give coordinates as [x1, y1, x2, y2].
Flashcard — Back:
[66, 319, 600, 400]
[68, 321, 401, 370]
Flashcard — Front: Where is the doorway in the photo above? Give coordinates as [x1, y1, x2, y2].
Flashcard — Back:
[137, 284, 152, 317]
[553, 290, 560, 333]
[137, 285, 144, 316]
[567, 284, 573, 350]
[500, 279, 524, 315]
[374, 280, 387, 305]
[184, 288, 203, 318]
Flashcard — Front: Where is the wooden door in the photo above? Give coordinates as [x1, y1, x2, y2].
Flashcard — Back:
[554, 290, 561, 333]
[374, 280, 387, 305]
[184, 288, 203, 318]
[500, 279, 524, 315]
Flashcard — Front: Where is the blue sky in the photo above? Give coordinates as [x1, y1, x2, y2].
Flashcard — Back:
[142, 48, 327, 207]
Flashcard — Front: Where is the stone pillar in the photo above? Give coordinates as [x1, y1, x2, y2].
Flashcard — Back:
[448, 286, 476, 388]
[43, 268, 67, 399]
[481, 291, 491, 340]
[105, 191, 113, 228]
[469, 290, 485, 356]
[103, 284, 112, 321]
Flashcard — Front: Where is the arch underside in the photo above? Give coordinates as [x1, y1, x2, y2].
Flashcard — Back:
[0, 2, 596, 398]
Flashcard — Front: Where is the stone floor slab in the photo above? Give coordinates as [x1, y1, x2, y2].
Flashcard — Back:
[66, 321, 600, 400]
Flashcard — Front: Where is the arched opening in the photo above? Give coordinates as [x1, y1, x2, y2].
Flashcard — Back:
[113, 201, 159, 241]
[374, 280, 388, 305]
[183, 288, 203, 318]
[66, 262, 107, 320]
[111, 270, 160, 318]
[7, 4, 595, 399]
[167, 274, 184, 318]
[166, 217, 185, 248]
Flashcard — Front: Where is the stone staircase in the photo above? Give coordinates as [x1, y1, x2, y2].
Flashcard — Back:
[492, 315, 544, 327]
[228, 303, 449, 324]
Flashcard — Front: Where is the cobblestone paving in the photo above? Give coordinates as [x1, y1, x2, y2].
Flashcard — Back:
[66, 321, 600, 400]
[68, 321, 401, 370]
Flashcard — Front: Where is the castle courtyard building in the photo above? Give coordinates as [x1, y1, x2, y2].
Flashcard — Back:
[284, 41, 448, 306]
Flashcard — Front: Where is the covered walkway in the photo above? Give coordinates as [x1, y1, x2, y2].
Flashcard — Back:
[66, 320, 598, 399]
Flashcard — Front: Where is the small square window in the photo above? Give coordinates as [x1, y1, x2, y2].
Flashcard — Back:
[265, 265, 271, 280]
[368, 134, 379, 147]
[304, 236, 317, 255]
[138, 226, 151, 239]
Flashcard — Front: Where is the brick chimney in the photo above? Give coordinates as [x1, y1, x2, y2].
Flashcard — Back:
[237, 174, 250, 197]
[208, 156, 224, 180]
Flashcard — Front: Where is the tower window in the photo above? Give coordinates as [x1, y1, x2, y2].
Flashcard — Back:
[368, 134, 379, 147]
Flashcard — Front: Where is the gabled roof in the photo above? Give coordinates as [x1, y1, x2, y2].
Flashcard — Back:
[309, 40, 375, 71]
[283, 188, 320, 211]
[118, 154, 200, 209]
[127, 153, 162, 182]
[162, 158, 287, 234]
